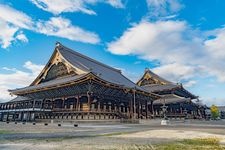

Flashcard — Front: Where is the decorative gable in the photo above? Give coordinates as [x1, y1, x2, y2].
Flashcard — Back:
[31, 47, 87, 85]
[137, 69, 167, 86]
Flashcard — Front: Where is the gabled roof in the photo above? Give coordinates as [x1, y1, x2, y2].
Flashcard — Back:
[57, 43, 141, 89]
[9, 42, 151, 95]
[137, 68, 197, 99]
[137, 68, 173, 86]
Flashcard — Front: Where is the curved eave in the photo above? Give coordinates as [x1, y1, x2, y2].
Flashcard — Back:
[9, 73, 91, 95]
[179, 86, 198, 99]
[9, 72, 160, 100]
[91, 73, 161, 99]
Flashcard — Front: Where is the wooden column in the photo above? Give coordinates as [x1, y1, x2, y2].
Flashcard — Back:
[42, 99, 45, 110]
[6, 112, 9, 121]
[180, 104, 183, 114]
[51, 98, 54, 110]
[76, 96, 80, 111]
[138, 100, 140, 119]
[151, 101, 154, 117]
[130, 99, 133, 119]
[98, 101, 101, 112]
[87, 92, 91, 111]
[62, 98, 65, 109]
[115, 102, 117, 112]
[74, 97, 76, 110]
[145, 100, 148, 119]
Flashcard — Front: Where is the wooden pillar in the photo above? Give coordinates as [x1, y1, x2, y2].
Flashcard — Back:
[109, 102, 112, 112]
[76, 96, 80, 111]
[87, 92, 91, 111]
[62, 98, 65, 109]
[98, 101, 101, 112]
[74, 97, 76, 110]
[6, 112, 9, 121]
[151, 101, 155, 117]
[130, 99, 133, 119]
[180, 104, 183, 114]
[42, 99, 45, 110]
[138, 100, 140, 119]
[51, 98, 54, 110]
[114, 102, 117, 112]
[145, 100, 148, 119]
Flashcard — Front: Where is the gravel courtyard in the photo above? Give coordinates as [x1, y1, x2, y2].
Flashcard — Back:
[0, 120, 225, 150]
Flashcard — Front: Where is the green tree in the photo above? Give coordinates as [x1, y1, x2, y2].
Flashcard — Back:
[210, 105, 219, 119]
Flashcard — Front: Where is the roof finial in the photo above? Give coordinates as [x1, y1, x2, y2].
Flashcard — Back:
[55, 41, 61, 47]
[145, 67, 150, 73]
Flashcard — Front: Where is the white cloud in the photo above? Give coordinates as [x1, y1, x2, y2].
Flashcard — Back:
[0, 4, 101, 48]
[205, 28, 225, 59]
[0, 4, 33, 30]
[107, 20, 225, 86]
[146, 0, 183, 18]
[0, 4, 32, 48]
[30, 0, 124, 15]
[202, 98, 225, 106]
[36, 16, 100, 44]
[106, 0, 124, 8]
[0, 19, 28, 48]
[152, 63, 197, 83]
[15, 32, 29, 43]
[0, 61, 44, 103]
[108, 20, 203, 64]
[24, 61, 44, 75]
[0, 20, 18, 48]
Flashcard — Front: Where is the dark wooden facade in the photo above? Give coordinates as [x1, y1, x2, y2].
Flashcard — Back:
[137, 68, 206, 119]
[0, 43, 159, 122]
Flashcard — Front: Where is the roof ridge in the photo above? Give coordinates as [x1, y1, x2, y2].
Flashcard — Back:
[57, 43, 121, 73]
[145, 68, 173, 84]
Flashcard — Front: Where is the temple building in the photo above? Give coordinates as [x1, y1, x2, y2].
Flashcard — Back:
[0, 43, 160, 122]
[137, 69, 206, 119]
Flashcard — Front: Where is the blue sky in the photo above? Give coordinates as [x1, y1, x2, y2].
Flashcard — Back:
[0, 0, 225, 106]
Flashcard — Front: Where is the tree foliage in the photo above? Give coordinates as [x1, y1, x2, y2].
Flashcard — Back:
[210, 105, 219, 119]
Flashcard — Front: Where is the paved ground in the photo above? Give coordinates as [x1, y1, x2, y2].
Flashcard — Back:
[0, 119, 225, 150]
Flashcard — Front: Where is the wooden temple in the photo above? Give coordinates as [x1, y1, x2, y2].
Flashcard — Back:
[0, 43, 160, 122]
[137, 68, 206, 119]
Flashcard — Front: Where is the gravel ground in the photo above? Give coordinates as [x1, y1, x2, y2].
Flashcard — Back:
[0, 119, 225, 150]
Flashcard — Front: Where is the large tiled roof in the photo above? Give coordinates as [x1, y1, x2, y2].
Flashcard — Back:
[9, 73, 88, 93]
[138, 68, 197, 99]
[58, 44, 143, 90]
[9, 43, 150, 94]
[141, 69, 172, 84]
[142, 84, 179, 92]
[153, 94, 191, 105]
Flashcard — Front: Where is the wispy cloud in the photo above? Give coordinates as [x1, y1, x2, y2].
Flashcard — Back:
[36, 16, 100, 44]
[0, 61, 44, 102]
[0, 4, 32, 48]
[146, 0, 183, 19]
[0, 20, 27, 48]
[0, 4, 33, 29]
[0, 4, 101, 48]
[107, 20, 225, 87]
[30, 0, 124, 15]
